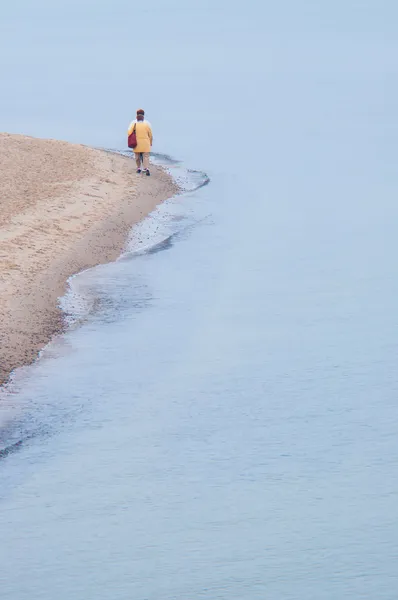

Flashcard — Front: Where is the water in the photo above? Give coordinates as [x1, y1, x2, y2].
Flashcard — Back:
[1, 1, 398, 598]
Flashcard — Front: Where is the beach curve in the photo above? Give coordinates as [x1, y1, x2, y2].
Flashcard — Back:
[0, 133, 178, 386]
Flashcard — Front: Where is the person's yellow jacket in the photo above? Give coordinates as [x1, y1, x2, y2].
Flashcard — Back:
[127, 120, 153, 153]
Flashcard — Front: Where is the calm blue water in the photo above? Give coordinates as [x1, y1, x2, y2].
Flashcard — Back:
[1, 1, 398, 598]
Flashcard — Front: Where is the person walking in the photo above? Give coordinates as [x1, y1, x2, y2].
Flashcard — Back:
[128, 109, 153, 176]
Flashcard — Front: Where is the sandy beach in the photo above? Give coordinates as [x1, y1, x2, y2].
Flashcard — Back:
[0, 133, 177, 386]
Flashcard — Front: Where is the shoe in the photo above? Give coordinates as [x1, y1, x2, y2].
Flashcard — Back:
[136, 168, 142, 174]
[146, 169, 151, 176]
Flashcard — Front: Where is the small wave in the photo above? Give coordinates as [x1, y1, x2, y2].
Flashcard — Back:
[150, 151, 181, 165]
[122, 232, 176, 257]
[0, 438, 25, 461]
[121, 214, 211, 259]
[0, 411, 45, 462]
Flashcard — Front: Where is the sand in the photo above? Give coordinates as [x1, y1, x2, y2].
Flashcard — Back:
[0, 133, 178, 386]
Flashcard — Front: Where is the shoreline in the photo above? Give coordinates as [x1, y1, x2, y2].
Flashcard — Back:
[0, 133, 179, 387]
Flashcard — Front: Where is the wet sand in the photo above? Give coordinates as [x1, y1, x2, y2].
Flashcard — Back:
[0, 133, 178, 385]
